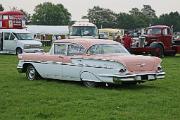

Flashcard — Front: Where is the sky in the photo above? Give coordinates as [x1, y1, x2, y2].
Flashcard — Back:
[1, 0, 180, 20]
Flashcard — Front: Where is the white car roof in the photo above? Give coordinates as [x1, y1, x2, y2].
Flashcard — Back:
[0, 29, 31, 33]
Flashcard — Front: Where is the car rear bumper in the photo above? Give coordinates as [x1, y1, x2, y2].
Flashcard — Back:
[99, 72, 165, 83]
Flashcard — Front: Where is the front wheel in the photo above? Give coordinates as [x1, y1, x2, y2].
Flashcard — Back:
[16, 48, 22, 55]
[150, 44, 164, 58]
[26, 65, 39, 80]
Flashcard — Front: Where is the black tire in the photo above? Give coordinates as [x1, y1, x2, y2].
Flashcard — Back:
[16, 48, 22, 55]
[150, 44, 164, 58]
[83, 81, 97, 88]
[26, 65, 39, 80]
[121, 81, 137, 86]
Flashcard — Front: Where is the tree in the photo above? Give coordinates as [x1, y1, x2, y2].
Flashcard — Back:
[20, 9, 31, 24]
[129, 7, 150, 28]
[86, 6, 117, 28]
[155, 12, 180, 32]
[141, 5, 157, 19]
[31, 2, 71, 25]
[129, 8, 141, 16]
[0, 4, 4, 11]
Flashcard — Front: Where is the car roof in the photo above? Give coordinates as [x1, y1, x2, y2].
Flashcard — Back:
[54, 38, 119, 49]
[0, 29, 31, 33]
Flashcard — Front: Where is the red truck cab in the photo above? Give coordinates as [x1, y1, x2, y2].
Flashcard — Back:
[131, 25, 180, 57]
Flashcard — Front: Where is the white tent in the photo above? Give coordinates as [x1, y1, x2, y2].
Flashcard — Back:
[26, 25, 69, 35]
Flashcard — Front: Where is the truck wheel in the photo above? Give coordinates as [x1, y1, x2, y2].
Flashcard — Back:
[150, 44, 164, 58]
[16, 48, 22, 55]
[26, 65, 39, 80]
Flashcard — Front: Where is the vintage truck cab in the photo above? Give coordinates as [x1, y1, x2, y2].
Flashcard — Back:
[131, 25, 180, 57]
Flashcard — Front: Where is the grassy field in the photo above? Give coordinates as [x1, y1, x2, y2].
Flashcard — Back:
[0, 54, 180, 120]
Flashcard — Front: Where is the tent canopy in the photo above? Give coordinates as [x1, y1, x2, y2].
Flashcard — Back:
[26, 25, 69, 35]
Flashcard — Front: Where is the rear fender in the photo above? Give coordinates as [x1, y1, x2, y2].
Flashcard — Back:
[80, 71, 101, 82]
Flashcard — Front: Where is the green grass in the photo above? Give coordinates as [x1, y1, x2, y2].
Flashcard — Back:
[0, 54, 180, 120]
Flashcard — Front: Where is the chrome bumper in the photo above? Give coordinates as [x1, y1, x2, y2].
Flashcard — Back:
[113, 72, 165, 82]
[99, 72, 165, 82]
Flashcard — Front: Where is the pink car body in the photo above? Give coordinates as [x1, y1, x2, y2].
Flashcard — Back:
[17, 38, 165, 86]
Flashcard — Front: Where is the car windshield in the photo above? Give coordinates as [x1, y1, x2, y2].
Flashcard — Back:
[147, 28, 161, 35]
[70, 26, 97, 36]
[13, 33, 34, 40]
[87, 44, 130, 55]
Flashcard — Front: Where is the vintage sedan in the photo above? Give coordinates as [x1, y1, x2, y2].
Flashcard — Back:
[17, 38, 165, 87]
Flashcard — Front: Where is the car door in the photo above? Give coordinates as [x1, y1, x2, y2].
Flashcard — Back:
[62, 43, 85, 81]
[3, 32, 17, 51]
[35, 43, 67, 80]
[0, 33, 2, 51]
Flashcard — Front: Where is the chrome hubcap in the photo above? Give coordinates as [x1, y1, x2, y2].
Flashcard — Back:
[28, 67, 35, 80]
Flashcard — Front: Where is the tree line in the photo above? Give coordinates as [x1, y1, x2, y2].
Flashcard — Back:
[1, 2, 180, 31]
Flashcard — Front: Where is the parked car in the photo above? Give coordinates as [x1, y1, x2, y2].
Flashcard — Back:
[17, 38, 165, 87]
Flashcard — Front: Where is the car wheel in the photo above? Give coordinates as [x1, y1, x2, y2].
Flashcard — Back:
[121, 81, 137, 86]
[16, 48, 22, 55]
[26, 65, 39, 80]
[83, 81, 97, 88]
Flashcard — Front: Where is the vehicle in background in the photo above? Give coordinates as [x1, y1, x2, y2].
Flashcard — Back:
[99, 28, 124, 40]
[130, 25, 180, 57]
[69, 19, 98, 39]
[0, 11, 42, 54]
[99, 32, 108, 39]
[17, 38, 165, 87]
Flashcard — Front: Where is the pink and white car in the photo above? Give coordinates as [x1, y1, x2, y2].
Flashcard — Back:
[17, 39, 165, 87]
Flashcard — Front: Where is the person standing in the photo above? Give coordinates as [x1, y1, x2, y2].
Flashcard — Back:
[122, 33, 132, 51]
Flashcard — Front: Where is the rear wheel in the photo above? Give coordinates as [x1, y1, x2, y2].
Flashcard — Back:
[83, 81, 97, 88]
[26, 65, 39, 80]
[121, 81, 137, 86]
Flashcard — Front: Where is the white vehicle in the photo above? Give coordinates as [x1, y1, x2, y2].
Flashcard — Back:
[69, 19, 98, 39]
[0, 29, 43, 54]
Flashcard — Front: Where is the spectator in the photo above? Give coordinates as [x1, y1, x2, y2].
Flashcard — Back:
[115, 35, 122, 43]
[122, 33, 132, 50]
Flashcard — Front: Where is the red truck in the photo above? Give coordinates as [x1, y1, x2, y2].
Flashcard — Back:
[130, 25, 180, 57]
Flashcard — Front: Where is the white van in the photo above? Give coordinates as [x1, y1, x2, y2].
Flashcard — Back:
[0, 29, 43, 54]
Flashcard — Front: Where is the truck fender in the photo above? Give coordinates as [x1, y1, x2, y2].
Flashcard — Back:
[150, 42, 164, 50]
[80, 71, 101, 82]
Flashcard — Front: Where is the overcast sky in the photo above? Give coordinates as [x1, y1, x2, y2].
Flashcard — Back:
[1, 0, 180, 20]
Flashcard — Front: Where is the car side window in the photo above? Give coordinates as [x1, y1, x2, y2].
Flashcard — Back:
[67, 43, 85, 56]
[163, 28, 171, 35]
[4, 32, 10, 40]
[54, 44, 67, 55]
[87, 45, 102, 55]
[9, 33, 16, 40]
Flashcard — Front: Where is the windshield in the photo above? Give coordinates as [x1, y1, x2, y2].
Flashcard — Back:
[87, 44, 130, 55]
[13, 33, 34, 40]
[147, 28, 161, 35]
[70, 26, 97, 36]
